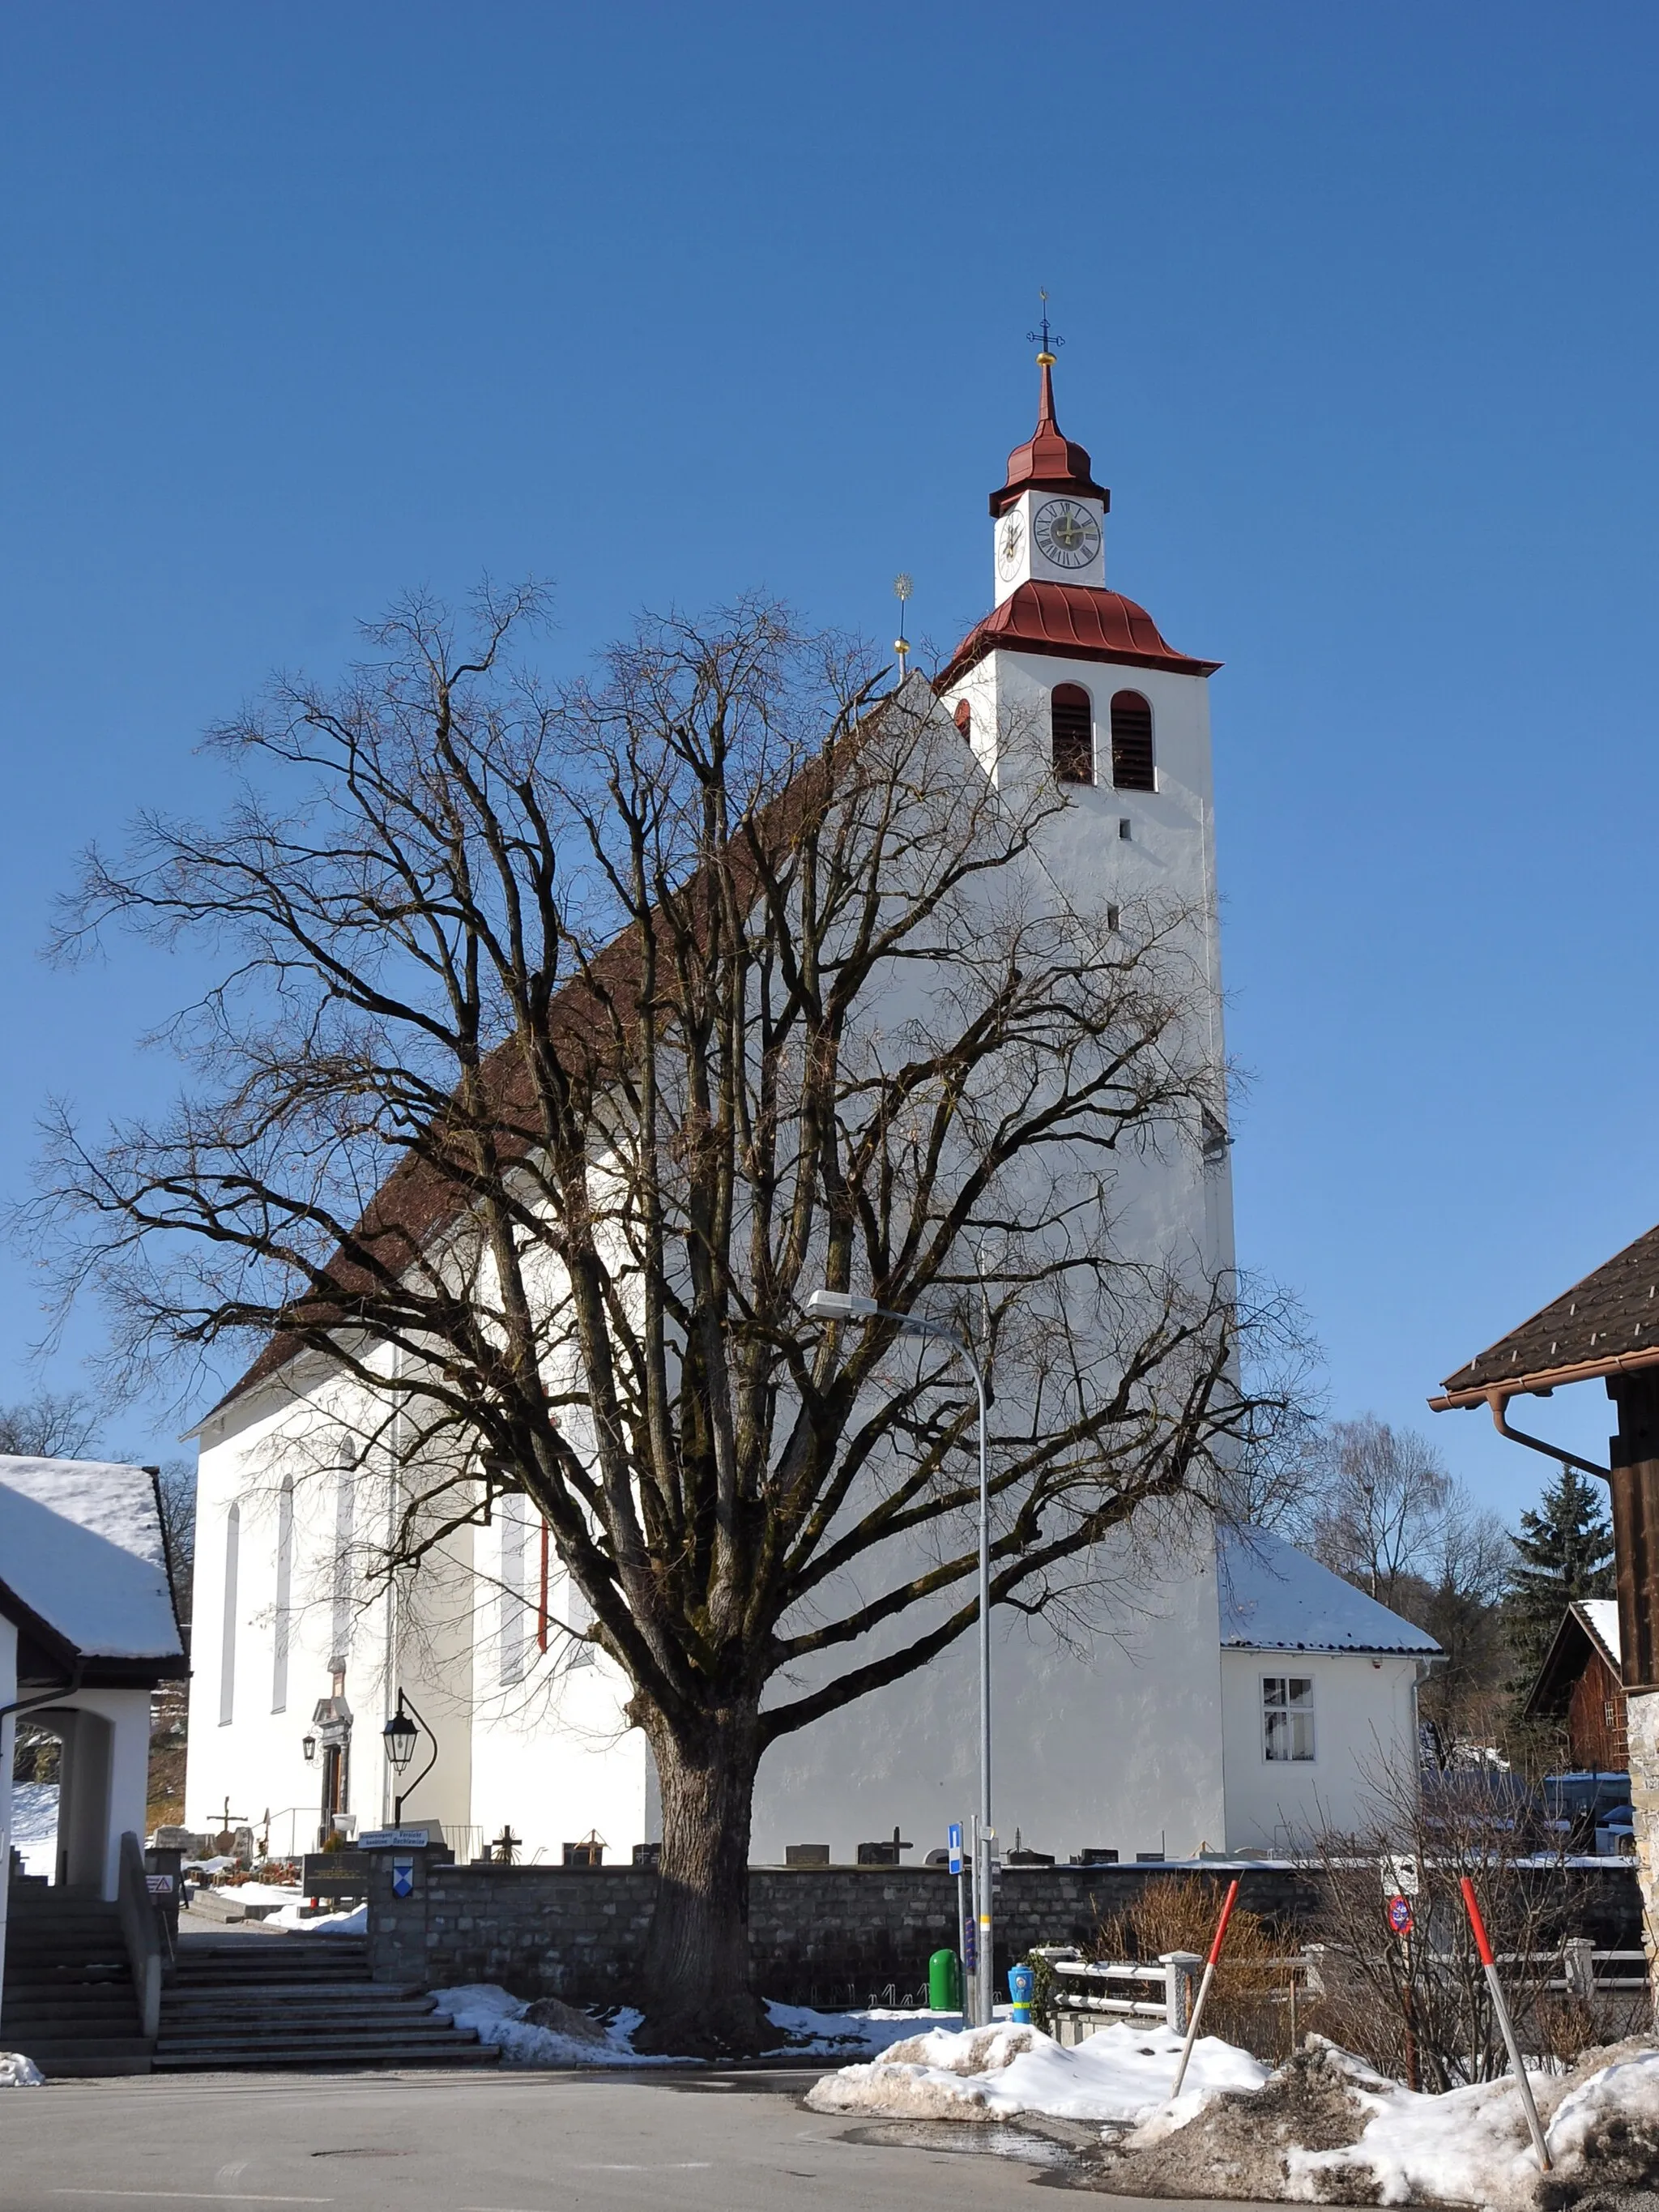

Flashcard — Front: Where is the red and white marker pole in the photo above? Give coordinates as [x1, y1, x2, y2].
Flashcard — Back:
[1171, 1878, 1240, 2098]
[1459, 1876, 1551, 2171]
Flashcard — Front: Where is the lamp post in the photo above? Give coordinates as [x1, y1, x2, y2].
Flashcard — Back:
[382, 1689, 438, 1826]
[804, 1286, 995, 2026]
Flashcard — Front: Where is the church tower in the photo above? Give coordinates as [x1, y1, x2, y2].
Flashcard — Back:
[936, 335, 1234, 1280]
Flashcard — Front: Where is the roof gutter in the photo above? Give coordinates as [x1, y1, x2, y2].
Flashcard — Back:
[1459, 1385, 1612, 1484]
[1430, 1340, 1659, 1411]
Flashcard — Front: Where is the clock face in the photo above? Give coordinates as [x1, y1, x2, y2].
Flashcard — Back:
[996, 514, 1024, 578]
[1033, 497, 1102, 570]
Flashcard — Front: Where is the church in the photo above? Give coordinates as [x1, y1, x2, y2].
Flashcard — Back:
[179, 352, 1436, 1871]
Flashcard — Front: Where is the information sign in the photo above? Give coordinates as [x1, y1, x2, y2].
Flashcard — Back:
[359, 1826, 431, 1850]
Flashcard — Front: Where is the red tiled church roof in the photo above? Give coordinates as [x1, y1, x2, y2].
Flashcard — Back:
[939, 579, 1222, 687]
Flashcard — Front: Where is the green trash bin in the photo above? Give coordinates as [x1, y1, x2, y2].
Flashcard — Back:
[928, 1946, 962, 2012]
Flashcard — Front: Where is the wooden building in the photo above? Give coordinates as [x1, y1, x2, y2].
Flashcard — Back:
[1524, 1599, 1627, 1771]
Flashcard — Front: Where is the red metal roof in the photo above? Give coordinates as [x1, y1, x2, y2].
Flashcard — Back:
[992, 358, 1111, 517]
[939, 580, 1222, 687]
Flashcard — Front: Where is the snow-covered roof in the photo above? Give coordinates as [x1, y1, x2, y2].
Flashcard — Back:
[0, 1457, 185, 1664]
[1579, 1597, 1621, 1666]
[1218, 1527, 1441, 1655]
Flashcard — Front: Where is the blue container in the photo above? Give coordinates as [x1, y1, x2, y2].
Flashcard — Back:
[1008, 1962, 1035, 2025]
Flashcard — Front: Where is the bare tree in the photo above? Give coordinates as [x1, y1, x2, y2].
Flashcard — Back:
[1304, 1416, 1453, 1608]
[28, 589, 1300, 2051]
[0, 1388, 101, 1458]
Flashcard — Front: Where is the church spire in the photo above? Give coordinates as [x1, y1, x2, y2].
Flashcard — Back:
[991, 305, 1110, 519]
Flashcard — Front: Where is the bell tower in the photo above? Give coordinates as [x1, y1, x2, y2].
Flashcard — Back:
[989, 310, 1111, 603]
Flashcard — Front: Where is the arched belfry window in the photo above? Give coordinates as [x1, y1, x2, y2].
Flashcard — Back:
[1050, 684, 1094, 785]
[1110, 691, 1155, 791]
[953, 698, 972, 740]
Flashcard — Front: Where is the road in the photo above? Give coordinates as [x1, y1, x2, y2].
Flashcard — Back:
[0, 2065, 1185, 2212]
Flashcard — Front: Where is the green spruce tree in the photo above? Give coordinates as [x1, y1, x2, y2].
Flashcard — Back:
[1507, 1465, 1614, 1679]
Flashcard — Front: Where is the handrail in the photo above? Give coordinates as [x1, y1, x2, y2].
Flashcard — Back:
[117, 1830, 162, 2041]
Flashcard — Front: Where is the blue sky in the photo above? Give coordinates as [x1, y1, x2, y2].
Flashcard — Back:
[1, 3, 1654, 1508]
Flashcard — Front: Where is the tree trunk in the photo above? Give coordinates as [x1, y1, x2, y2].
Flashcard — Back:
[633, 1705, 765, 2056]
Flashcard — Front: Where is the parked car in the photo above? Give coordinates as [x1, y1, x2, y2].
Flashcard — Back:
[1541, 1771, 1632, 1854]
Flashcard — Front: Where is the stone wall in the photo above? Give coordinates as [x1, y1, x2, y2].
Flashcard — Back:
[365, 1851, 1642, 2007]
[368, 1855, 1314, 2005]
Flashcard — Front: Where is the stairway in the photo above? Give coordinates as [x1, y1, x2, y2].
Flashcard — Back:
[1, 1884, 152, 2077]
[152, 1930, 499, 2070]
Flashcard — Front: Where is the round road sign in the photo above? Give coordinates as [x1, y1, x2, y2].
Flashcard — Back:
[1387, 1894, 1414, 1937]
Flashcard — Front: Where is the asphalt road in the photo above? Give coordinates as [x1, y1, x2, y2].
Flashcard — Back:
[0, 2065, 1264, 2212]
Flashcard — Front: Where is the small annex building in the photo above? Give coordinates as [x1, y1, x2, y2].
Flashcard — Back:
[1525, 1599, 1627, 1771]
[1218, 1527, 1440, 1850]
[0, 1458, 186, 1982]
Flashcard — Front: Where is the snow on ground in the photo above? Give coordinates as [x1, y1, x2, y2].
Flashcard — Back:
[764, 2002, 962, 2057]
[1, 2052, 46, 2088]
[432, 1986, 676, 2067]
[808, 2021, 1659, 2210]
[805, 2018, 1269, 2124]
[7, 1780, 58, 1877]
[210, 1881, 302, 1907]
[263, 1899, 367, 1934]
[1285, 2040, 1659, 2211]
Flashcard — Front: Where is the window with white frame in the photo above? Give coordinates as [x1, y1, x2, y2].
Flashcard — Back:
[1262, 1674, 1315, 1762]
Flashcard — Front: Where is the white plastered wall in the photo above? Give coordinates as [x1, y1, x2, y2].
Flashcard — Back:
[1219, 1648, 1423, 1853]
[0, 1615, 15, 1980]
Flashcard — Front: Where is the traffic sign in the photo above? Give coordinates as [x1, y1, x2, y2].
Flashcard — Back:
[1386, 1894, 1414, 1937]
[947, 1822, 963, 1877]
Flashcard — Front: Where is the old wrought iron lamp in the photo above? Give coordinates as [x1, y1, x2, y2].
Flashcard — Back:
[382, 1689, 437, 1824]
[301, 1731, 317, 1764]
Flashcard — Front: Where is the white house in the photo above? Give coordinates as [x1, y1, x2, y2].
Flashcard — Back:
[1, 1458, 186, 1988]
[180, 360, 1437, 1870]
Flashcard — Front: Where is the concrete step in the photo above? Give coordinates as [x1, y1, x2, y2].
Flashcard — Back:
[151, 2038, 497, 2072]
[164, 1991, 422, 2008]
[11, 2038, 154, 2078]
[162, 2006, 433, 2027]
[156, 2017, 471, 2043]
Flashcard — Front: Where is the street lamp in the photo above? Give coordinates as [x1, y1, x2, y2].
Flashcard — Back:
[382, 1689, 438, 1826]
[804, 1286, 995, 2026]
[301, 1732, 317, 1764]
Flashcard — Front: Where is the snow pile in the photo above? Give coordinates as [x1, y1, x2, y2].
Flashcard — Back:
[804, 2018, 1269, 2124]
[432, 1984, 675, 2067]
[8, 1781, 58, 1877]
[0, 2053, 46, 2089]
[764, 2002, 962, 2058]
[806, 2021, 1659, 2207]
[1286, 2039, 1659, 2211]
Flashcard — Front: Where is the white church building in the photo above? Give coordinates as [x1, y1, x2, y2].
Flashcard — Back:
[181, 358, 1438, 1870]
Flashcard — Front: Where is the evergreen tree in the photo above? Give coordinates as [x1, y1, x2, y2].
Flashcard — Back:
[1507, 1466, 1614, 1676]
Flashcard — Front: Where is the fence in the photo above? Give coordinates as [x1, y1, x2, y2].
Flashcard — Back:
[1038, 1940, 1650, 2050]
[1035, 1945, 1204, 2040]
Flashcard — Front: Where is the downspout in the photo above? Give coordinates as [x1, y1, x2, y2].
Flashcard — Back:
[1484, 1388, 1610, 1483]
[0, 1657, 87, 1726]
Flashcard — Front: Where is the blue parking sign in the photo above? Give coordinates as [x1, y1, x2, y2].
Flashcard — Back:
[947, 1822, 963, 1877]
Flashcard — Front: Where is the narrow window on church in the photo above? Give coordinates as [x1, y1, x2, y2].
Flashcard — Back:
[271, 1476, 294, 1713]
[1262, 1675, 1316, 1761]
[500, 1491, 527, 1686]
[219, 1503, 240, 1727]
[1110, 690, 1155, 791]
[327, 1448, 356, 1675]
[1050, 684, 1094, 784]
[1107, 904, 1120, 933]
[953, 698, 972, 740]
